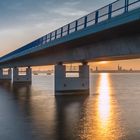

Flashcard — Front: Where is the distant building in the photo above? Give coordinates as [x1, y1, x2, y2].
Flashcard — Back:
[118, 65, 122, 71]
[96, 66, 98, 71]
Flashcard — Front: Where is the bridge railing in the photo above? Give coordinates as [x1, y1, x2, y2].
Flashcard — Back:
[0, 0, 140, 62]
[43, 0, 140, 44]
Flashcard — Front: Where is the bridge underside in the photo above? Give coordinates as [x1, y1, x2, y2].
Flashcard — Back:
[0, 19, 140, 68]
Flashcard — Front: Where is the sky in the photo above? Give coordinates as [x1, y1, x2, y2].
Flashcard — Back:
[0, 0, 140, 70]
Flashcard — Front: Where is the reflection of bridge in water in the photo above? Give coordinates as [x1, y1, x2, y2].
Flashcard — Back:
[0, 0, 140, 95]
[0, 73, 123, 139]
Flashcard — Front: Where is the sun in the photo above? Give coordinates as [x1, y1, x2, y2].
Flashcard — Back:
[99, 61, 109, 64]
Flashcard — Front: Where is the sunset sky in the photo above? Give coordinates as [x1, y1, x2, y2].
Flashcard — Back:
[0, 0, 140, 70]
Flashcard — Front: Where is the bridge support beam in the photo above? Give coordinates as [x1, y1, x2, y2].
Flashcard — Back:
[0, 68, 12, 81]
[55, 63, 89, 95]
[13, 67, 32, 83]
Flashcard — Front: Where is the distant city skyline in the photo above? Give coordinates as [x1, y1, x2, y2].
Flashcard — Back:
[32, 59, 140, 70]
[0, 0, 140, 69]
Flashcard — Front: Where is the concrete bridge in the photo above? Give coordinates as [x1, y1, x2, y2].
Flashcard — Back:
[0, 0, 140, 95]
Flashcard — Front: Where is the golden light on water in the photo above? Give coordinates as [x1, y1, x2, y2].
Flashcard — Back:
[94, 73, 123, 139]
[95, 73, 115, 139]
[75, 73, 124, 139]
[97, 73, 111, 127]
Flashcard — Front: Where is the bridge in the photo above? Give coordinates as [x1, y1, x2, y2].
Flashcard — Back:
[0, 0, 140, 95]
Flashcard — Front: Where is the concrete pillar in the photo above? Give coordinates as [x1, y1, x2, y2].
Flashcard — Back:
[55, 63, 89, 95]
[0, 68, 12, 80]
[13, 67, 32, 83]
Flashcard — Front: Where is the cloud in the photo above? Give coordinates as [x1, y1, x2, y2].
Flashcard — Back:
[49, 0, 88, 19]
[0, 0, 116, 56]
[64, 1, 81, 6]
[52, 7, 88, 17]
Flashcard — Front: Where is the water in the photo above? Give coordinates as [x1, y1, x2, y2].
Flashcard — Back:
[0, 73, 140, 140]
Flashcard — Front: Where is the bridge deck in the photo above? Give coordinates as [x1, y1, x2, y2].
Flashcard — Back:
[0, 0, 140, 64]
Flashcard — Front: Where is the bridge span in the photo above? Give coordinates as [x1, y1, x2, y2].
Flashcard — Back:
[0, 0, 140, 95]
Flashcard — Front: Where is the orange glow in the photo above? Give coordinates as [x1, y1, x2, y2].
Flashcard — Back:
[97, 73, 111, 127]
[95, 73, 123, 139]
[98, 61, 109, 64]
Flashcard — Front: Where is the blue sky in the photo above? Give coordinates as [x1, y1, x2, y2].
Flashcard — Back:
[0, 0, 140, 69]
[0, 0, 114, 55]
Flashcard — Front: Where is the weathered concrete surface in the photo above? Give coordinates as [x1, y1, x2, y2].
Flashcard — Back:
[13, 67, 32, 83]
[1, 32, 139, 68]
[55, 64, 89, 95]
[0, 68, 12, 80]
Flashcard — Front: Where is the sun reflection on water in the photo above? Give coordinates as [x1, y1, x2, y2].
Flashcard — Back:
[94, 73, 123, 139]
[97, 73, 111, 128]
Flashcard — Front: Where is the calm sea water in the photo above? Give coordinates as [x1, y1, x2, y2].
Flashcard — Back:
[0, 73, 140, 140]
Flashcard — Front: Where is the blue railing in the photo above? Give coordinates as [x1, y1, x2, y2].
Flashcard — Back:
[0, 0, 140, 62]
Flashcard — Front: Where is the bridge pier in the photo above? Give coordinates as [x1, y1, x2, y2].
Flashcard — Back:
[13, 67, 32, 83]
[55, 63, 89, 95]
[0, 68, 12, 81]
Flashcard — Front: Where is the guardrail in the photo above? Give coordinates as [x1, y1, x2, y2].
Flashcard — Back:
[0, 0, 140, 62]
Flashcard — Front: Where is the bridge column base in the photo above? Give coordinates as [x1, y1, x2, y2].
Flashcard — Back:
[0, 68, 12, 81]
[13, 67, 32, 83]
[55, 63, 89, 95]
